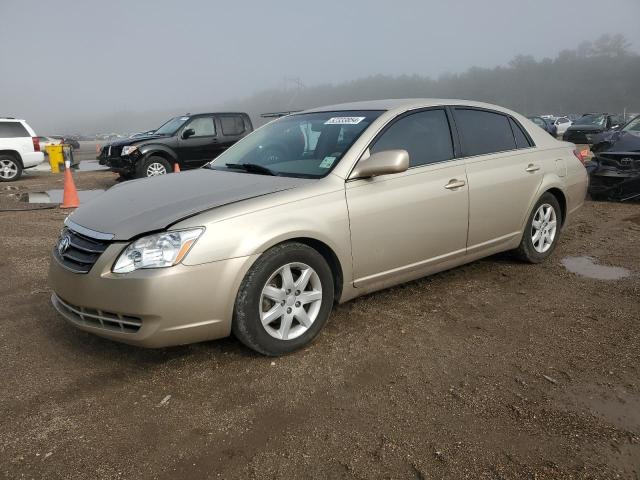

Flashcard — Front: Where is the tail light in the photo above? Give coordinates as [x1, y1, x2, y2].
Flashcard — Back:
[32, 136, 40, 152]
[573, 148, 589, 165]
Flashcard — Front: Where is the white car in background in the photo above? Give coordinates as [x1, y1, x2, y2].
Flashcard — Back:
[0, 118, 45, 181]
[552, 117, 573, 136]
[38, 136, 63, 151]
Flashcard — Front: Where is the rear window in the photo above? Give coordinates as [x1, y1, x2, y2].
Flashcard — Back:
[509, 118, 533, 149]
[0, 121, 29, 138]
[455, 109, 516, 156]
[220, 115, 246, 136]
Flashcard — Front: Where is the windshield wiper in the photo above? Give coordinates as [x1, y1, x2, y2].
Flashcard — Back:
[225, 163, 279, 176]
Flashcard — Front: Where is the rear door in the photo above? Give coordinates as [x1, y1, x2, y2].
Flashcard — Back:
[453, 108, 543, 255]
[177, 115, 218, 166]
[216, 114, 251, 156]
[346, 108, 469, 288]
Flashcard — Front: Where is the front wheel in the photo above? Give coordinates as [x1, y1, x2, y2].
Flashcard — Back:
[232, 242, 335, 356]
[138, 156, 171, 178]
[514, 193, 562, 263]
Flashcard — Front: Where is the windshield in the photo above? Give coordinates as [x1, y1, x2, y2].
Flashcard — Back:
[622, 116, 640, 135]
[208, 110, 384, 178]
[576, 114, 606, 127]
[154, 116, 190, 135]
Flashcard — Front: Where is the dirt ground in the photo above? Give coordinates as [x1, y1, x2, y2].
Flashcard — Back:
[1, 170, 639, 479]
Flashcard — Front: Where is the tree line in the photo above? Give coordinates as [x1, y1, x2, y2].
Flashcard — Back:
[223, 34, 640, 123]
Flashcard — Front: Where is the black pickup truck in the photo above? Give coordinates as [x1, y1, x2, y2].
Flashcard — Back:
[98, 112, 253, 179]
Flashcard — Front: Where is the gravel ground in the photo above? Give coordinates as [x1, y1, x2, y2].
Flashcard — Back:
[1, 171, 639, 479]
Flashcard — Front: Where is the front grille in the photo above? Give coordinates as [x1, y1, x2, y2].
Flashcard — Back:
[53, 294, 142, 333]
[54, 228, 109, 273]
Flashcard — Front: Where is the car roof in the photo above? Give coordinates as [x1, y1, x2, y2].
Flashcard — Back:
[300, 98, 520, 115]
[0, 117, 26, 122]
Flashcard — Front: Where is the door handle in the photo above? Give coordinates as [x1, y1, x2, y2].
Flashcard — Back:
[525, 164, 540, 172]
[444, 179, 466, 190]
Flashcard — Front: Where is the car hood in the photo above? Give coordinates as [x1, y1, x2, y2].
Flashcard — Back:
[67, 169, 312, 240]
[591, 130, 640, 154]
[107, 134, 168, 147]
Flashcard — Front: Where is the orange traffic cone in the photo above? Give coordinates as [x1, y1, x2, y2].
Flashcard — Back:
[60, 161, 80, 209]
[174, 162, 181, 173]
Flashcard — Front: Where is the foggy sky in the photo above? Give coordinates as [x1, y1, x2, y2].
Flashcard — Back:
[1, 0, 639, 134]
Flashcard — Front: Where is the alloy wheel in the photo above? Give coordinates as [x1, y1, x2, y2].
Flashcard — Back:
[260, 262, 323, 340]
[531, 203, 557, 253]
[0, 159, 18, 180]
[146, 162, 167, 176]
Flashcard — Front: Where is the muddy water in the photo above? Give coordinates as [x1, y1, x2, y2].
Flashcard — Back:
[561, 256, 632, 280]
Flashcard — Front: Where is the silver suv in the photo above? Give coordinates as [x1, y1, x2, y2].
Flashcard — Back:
[0, 117, 45, 181]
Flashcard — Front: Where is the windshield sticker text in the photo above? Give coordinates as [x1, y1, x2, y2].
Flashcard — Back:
[324, 117, 365, 125]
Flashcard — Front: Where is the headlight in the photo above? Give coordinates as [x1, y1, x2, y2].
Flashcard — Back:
[113, 228, 203, 273]
[121, 145, 138, 156]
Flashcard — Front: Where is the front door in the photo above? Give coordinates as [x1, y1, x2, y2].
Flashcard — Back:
[346, 109, 469, 289]
[177, 116, 220, 166]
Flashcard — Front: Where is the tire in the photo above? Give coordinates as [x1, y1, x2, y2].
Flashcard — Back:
[0, 154, 22, 182]
[513, 192, 562, 263]
[137, 155, 171, 178]
[232, 242, 335, 356]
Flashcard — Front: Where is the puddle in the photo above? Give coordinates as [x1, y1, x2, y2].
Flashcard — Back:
[561, 256, 632, 281]
[19, 189, 105, 204]
[562, 386, 640, 434]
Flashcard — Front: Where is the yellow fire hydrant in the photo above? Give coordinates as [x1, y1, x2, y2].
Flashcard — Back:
[45, 145, 65, 173]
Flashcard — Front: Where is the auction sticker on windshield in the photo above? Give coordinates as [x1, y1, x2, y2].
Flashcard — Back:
[324, 117, 365, 125]
[319, 156, 336, 168]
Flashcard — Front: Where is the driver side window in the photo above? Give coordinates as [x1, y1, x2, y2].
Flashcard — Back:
[186, 117, 216, 137]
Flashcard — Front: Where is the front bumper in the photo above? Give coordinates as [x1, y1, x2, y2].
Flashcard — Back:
[97, 154, 136, 172]
[48, 243, 257, 347]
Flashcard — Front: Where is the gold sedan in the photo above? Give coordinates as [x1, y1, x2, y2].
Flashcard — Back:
[49, 99, 588, 355]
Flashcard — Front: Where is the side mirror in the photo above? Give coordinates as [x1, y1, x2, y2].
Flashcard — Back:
[182, 128, 195, 139]
[349, 149, 409, 179]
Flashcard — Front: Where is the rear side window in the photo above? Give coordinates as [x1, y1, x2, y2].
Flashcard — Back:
[220, 115, 246, 136]
[0, 121, 29, 138]
[509, 118, 532, 149]
[455, 109, 516, 156]
[371, 109, 454, 167]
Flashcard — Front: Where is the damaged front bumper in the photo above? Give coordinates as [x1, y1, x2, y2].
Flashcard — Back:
[587, 153, 640, 201]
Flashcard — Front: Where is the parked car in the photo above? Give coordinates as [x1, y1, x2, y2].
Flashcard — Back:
[98, 112, 253, 179]
[528, 116, 557, 137]
[50, 135, 80, 150]
[551, 116, 572, 136]
[49, 99, 588, 355]
[586, 115, 640, 201]
[0, 117, 44, 181]
[563, 113, 625, 144]
[38, 136, 63, 151]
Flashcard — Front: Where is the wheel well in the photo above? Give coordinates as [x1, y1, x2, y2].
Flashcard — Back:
[0, 150, 23, 167]
[546, 188, 566, 226]
[285, 237, 344, 301]
[145, 150, 174, 165]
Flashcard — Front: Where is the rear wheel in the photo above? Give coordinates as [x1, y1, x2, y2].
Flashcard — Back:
[232, 242, 334, 356]
[138, 156, 171, 178]
[0, 154, 22, 182]
[514, 193, 561, 263]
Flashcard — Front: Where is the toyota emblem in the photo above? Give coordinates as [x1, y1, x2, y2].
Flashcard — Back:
[58, 234, 71, 255]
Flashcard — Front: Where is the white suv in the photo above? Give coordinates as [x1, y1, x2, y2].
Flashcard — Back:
[0, 117, 45, 181]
